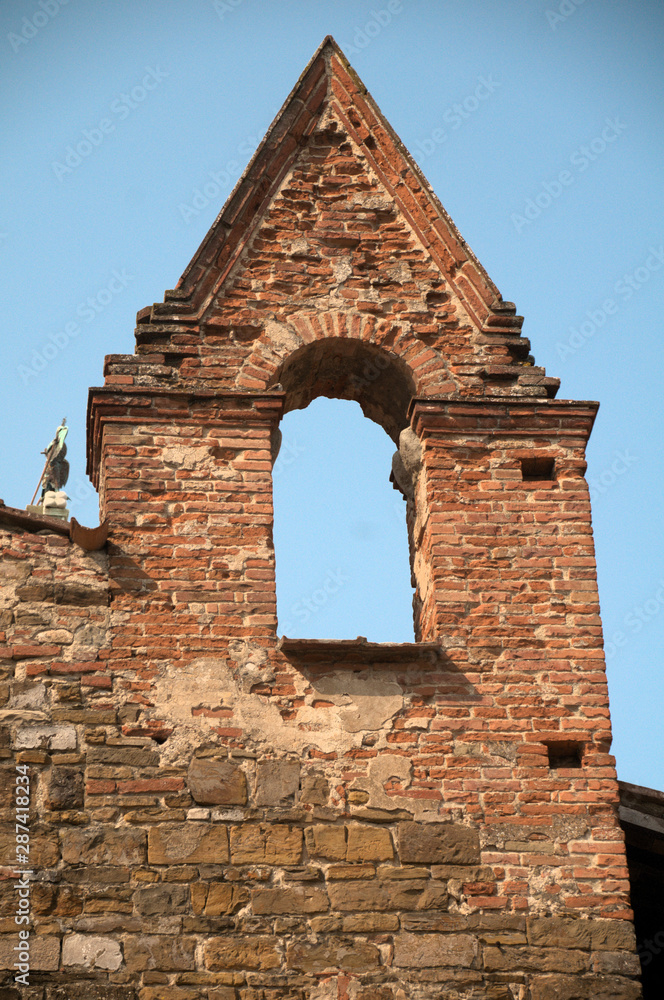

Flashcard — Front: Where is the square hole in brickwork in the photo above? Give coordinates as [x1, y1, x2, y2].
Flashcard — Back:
[521, 457, 556, 481]
[545, 741, 583, 770]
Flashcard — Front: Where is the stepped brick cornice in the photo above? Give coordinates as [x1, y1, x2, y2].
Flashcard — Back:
[95, 36, 560, 426]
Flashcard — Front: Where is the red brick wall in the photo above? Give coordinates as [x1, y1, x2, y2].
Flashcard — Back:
[0, 37, 642, 1000]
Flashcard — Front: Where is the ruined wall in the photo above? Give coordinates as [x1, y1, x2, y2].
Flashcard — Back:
[0, 397, 643, 999]
[0, 35, 643, 1000]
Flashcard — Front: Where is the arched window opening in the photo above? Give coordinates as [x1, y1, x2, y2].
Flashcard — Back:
[273, 397, 415, 642]
[269, 336, 416, 445]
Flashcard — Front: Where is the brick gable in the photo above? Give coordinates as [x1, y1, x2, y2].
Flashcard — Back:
[100, 37, 558, 426]
[0, 36, 643, 1000]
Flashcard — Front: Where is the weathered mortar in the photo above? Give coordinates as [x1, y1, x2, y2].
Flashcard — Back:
[0, 36, 642, 1000]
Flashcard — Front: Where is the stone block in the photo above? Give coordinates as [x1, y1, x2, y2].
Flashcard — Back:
[138, 990, 203, 1000]
[305, 824, 347, 860]
[529, 975, 641, 1000]
[415, 881, 449, 910]
[187, 807, 210, 820]
[205, 882, 250, 915]
[67, 865, 130, 884]
[592, 951, 642, 976]
[529, 916, 636, 953]
[230, 824, 302, 864]
[62, 827, 146, 865]
[527, 916, 593, 949]
[328, 878, 434, 912]
[251, 884, 329, 914]
[380, 864, 430, 880]
[134, 884, 189, 916]
[300, 772, 329, 805]
[124, 934, 196, 972]
[47, 767, 84, 810]
[187, 758, 247, 805]
[62, 933, 122, 971]
[205, 936, 280, 970]
[346, 824, 393, 861]
[326, 863, 376, 880]
[484, 945, 588, 974]
[342, 913, 400, 932]
[255, 758, 300, 805]
[0, 828, 60, 867]
[9, 680, 48, 711]
[88, 746, 159, 767]
[589, 919, 637, 952]
[0, 934, 60, 971]
[15, 725, 77, 750]
[148, 824, 229, 864]
[398, 821, 480, 864]
[393, 932, 478, 968]
[286, 939, 380, 973]
[16, 579, 108, 606]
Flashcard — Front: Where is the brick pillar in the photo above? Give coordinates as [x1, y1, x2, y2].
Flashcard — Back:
[87, 389, 284, 707]
[410, 398, 599, 653]
[407, 397, 633, 920]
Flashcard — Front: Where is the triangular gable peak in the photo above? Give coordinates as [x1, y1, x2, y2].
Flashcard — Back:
[106, 37, 559, 432]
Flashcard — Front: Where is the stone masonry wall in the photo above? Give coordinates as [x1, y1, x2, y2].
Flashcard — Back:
[0, 403, 643, 998]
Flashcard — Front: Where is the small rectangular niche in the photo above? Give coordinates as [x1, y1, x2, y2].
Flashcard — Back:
[521, 457, 556, 481]
[545, 741, 583, 770]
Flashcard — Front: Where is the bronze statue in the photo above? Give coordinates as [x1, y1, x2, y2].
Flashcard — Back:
[30, 418, 70, 505]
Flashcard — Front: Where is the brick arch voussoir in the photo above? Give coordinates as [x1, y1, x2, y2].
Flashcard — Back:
[238, 312, 427, 442]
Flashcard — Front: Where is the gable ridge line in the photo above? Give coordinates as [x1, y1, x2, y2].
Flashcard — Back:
[168, 38, 507, 333]
[176, 38, 335, 298]
[326, 48, 501, 325]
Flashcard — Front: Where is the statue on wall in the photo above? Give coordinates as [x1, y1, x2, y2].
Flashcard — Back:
[30, 418, 70, 508]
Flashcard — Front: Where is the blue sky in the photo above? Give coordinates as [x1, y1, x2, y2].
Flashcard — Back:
[1, 0, 663, 789]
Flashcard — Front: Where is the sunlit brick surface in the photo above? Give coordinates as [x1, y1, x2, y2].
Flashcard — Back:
[0, 37, 641, 1000]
